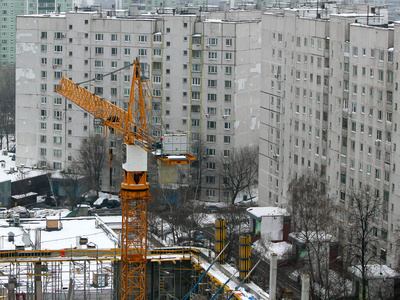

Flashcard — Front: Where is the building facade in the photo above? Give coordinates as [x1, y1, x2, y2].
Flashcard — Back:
[15, 9, 261, 201]
[259, 7, 400, 267]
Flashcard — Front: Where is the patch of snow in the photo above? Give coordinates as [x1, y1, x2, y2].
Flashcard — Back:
[348, 264, 399, 279]
[253, 239, 292, 261]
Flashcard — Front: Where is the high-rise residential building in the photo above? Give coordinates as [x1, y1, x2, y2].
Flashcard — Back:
[0, 0, 73, 66]
[15, 9, 261, 201]
[259, 7, 400, 267]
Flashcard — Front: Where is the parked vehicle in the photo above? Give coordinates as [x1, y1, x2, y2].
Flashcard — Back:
[45, 196, 60, 207]
[83, 196, 97, 206]
[0, 208, 8, 219]
[177, 230, 206, 246]
[205, 205, 219, 213]
[106, 199, 120, 209]
[19, 210, 30, 218]
[94, 198, 109, 209]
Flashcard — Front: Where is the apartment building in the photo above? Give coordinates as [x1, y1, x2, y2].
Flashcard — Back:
[0, 0, 73, 66]
[259, 7, 400, 267]
[15, 9, 261, 200]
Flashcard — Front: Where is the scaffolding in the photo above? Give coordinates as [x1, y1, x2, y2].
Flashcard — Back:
[0, 247, 261, 300]
[0, 258, 117, 300]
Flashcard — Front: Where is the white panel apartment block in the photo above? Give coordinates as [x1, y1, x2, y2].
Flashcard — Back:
[259, 8, 399, 267]
[15, 10, 261, 201]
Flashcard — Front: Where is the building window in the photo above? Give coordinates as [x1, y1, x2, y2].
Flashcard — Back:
[138, 35, 147, 43]
[95, 47, 103, 54]
[138, 49, 146, 56]
[191, 92, 201, 100]
[208, 65, 218, 74]
[207, 135, 216, 142]
[208, 80, 217, 88]
[53, 149, 62, 158]
[54, 123, 62, 131]
[206, 189, 216, 197]
[207, 121, 216, 129]
[191, 119, 200, 127]
[208, 38, 218, 45]
[94, 87, 103, 95]
[224, 136, 231, 143]
[53, 110, 62, 119]
[208, 52, 217, 60]
[192, 64, 201, 72]
[206, 162, 216, 169]
[54, 45, 63, 53]
[225, 52, 232, 60]
[192, 78, 201, 86]
[95, 33, 103, 41]
[153, 34, 161, 42]
[54, 136, 62, 144]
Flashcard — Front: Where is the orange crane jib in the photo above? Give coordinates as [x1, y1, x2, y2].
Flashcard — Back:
[55, 59, 152, 149]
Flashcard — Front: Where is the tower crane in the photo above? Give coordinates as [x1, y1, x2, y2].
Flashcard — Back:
[56, 58, 194, 299]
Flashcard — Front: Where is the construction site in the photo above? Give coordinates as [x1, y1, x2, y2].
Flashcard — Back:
[0, 215, 270, 300]
[0, 59, 275, 300]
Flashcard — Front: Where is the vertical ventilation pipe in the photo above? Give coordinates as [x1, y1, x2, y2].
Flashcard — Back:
[214, 218, 226, 264]
[238, 235, 251, 282]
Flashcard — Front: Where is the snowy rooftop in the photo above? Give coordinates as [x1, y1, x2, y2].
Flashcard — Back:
[246, 207, 288, 219]
[348, 264, 399, 280]
[0, 216, 119, 251]
[289, 231, 337, 244]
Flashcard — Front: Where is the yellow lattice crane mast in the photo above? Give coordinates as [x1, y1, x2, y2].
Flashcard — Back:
[56, 58, 194, 299]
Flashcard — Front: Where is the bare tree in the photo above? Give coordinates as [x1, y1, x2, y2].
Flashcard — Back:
[61, 162, 86, 211]
[0, 64, 15, 150]
[219, 146, 258, 204]
[189, 136, 207, 200]
[149, 183, 207, 245]
[344, 186, 381, 300]
[288, 171, 335, 299]
[76, 135, 107, 196]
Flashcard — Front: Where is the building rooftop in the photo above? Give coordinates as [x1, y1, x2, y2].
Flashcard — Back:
[0, 216, 119, 251]
[246, 206, 288, 219]
[348, 264, 399, 280]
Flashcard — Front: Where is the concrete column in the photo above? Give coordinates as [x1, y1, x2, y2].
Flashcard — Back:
[34, 262, 43, 300]
[301, 273, 310, 300]
[7, 282, 14, 300]
[269, 253, 277, 300]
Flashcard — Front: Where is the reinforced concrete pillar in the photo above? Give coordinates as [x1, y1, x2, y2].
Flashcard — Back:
[301, 274, 310, 300]
[238, 235, 251, 282]
[34, 262, 43, 300]
[269, 253, 277, 300]
[214, 218, 226, 264]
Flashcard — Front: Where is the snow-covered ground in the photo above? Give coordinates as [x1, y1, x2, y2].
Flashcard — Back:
[252, 239, 292, 261]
